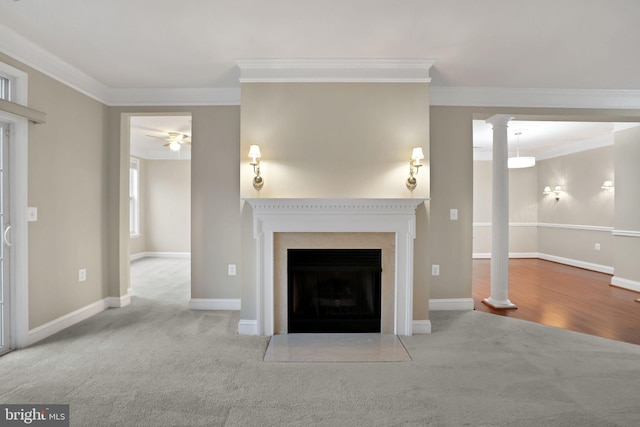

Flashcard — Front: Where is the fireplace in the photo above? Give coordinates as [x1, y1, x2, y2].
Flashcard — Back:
[288, 249, 382, 333]
[242, 198, 427, 336]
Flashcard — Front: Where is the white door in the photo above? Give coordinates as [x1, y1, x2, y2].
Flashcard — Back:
[0, 121, 10, 356]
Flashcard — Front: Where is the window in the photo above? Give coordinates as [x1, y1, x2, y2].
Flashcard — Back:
[0, 76, 9, 101]
[130, 158, 140, 236]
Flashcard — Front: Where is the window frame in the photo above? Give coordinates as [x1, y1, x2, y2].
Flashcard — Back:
[129, 157, 141, 237]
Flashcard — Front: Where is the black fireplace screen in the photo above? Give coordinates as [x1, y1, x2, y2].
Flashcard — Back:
[287, 249, 382, 333]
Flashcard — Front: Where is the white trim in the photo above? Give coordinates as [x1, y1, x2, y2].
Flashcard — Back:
[0, 60, 27, 105]
[189, 298, 241, 311]
[130, 251, 191, 261]
[23, 298, 109, 348]
[612, 229, 640, 237]
[473, 222, 537, 228]
[412, 320, 432, 334]
[237, 59, 435, 83]
[0, 110, 29, 350]
[473, 252, 538, 259]
[244, 198, 426, 337]
[0, 23, 111, 104]
[107, 87, 240, 106]
[538, 253, 613, 275]
[107, 291, 131, 308]
[611, 277, 640, 293]
[538, 223, 613, 232]
[238, 319, 257, 335]
[430, 86, 640, 110]
[429, 298, 475, 311]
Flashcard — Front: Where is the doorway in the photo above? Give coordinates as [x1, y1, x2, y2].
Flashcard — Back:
[128, 114, 192, 301]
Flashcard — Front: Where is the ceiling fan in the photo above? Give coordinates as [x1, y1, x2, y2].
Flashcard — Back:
[147, 132, 191, 151]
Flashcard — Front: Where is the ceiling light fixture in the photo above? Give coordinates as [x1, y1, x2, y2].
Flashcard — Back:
[601, 180, 614, 192]
[169, 141, 181, 152]
[508, 132, 536, 169]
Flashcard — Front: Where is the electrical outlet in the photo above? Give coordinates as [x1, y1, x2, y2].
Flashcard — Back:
[432, 264, 440, 276]
[79, 269, 87, 282]
[228, 264, 237, 276]
[450, 209, 458, 220]
[595, 243, 601, 251]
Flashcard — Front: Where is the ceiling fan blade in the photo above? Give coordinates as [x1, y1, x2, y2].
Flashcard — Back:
[147, 134, 171, 141]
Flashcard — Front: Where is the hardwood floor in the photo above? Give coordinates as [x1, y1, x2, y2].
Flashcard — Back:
[473, 258, 640, 345]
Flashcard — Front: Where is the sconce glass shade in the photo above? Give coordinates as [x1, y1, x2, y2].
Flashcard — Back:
[554, 185, 563, 193]
[169, 141, 181, 152]
[543, 186, 552, 194]
[601, 180, 614, 191]
[508, 156, 536, 169]
[411, 147, 424, 164]
[248, 144, 262, 161]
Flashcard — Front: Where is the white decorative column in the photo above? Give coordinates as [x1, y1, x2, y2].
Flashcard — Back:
[484, 115, 517, 309]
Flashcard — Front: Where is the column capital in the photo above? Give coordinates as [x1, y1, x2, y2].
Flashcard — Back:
[486, 114, 514, 128]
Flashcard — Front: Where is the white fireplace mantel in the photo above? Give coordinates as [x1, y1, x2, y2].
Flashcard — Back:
[243, 198, 428, 336]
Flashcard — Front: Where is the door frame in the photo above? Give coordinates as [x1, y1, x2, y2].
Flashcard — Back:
[0, 111, 29, 350]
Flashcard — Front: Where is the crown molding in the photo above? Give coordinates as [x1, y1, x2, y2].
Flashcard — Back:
[0, 23, 111, 104]
[430, 86, 640, 110]
[236, 59, 435, 83]
[3, 20, 640, 110]
[107, 87, 240, 106]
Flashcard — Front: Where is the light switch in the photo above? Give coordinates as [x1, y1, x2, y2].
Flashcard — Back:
[228, 264, 237, 276]
[27, 207, 38, 222]
[450, 209, 458, 221]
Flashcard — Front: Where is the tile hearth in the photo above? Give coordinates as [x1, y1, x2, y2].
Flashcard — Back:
[264, 333, 412, 362]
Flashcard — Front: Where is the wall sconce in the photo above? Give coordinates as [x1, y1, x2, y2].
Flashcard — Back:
[601, 180, 614, 192]
[406, 147, 424, 191]
[248, 144, 264, 190]
[543, 185, 563, 201]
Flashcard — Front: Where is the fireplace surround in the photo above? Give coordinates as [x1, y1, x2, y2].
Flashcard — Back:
[244, 198, 426, 336]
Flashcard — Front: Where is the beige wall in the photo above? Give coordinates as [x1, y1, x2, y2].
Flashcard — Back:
[473, 160, 538, 256]
[537, 145, 614, 267]
[428, 107, 473, 299]
[240, 82, 431, 320]
[0, 52, 110, 329]
[144, 159, 190, 253]
[614, 126, 640, 282]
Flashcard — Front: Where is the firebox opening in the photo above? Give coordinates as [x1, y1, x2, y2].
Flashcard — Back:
[288, 249, 382, 333]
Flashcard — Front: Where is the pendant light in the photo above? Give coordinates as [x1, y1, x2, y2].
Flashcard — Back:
[508, 131, 536, 169]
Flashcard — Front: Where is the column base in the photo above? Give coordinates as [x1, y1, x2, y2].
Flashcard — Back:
[482, 297, 517, 310]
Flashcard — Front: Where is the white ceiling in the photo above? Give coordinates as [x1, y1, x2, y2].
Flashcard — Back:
[130, 115, 192, 160]
[473, 121, 639, 161]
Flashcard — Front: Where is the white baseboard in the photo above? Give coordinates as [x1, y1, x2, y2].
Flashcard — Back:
[189, 298, 241, 311]
[130, 251, 191, 261]
[23, 291, 133, 348]
[130, 252, 146, 261]
[107, 291, 131, 308]
[473, 252, 614, 275]
[24, 298, 109, 348]
[538, 253, 614, 275]
[429, 298, 475, 311]
[238, 319, 257, 335]
[611, 276, 640, 293]
[412, 320, 432, 334]
[473, 252, 539, 259]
